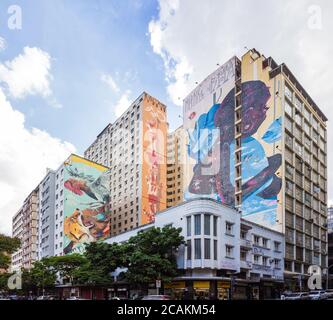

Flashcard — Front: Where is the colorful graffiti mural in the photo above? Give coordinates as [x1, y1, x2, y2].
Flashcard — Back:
[141, 94, 167, 224]
[184, 54, 282, 229]
[240, 81, 282, 226]
[63, 155, 110, 254]
[184, 58, 236, 204]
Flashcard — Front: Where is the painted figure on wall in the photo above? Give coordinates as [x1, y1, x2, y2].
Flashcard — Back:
[63, 160, 110, 254]
[186, 80, 282, 226]
[143, 108, 165, 223]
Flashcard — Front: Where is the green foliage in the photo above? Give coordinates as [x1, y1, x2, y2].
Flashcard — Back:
[22, 260, 57, 293]
[44, 254, 88, 285]
[123, 226, 185, 285]
[0, 234, 20, 270]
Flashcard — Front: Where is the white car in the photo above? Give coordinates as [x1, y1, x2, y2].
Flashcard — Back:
[308, 290, 327, 300]
[281, 292, 310, 300]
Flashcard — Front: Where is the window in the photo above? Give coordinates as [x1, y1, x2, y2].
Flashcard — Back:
[262, 256, 268, 266]
[254, 255, 260, 264]
[186, 216, 191, 237]
[213, 216, 217, 237]
[226, 222, 234, 236]
[240, 250, 247, 261]
[226, 245, 234, 258]
[204, 214, 210, 235]
[214, 240, 217, 260]
[274, 241, 281, 252]
[187, 240, 191, 260]
[241, 230, 247, 240]
[262, 238, 269, 248]
[204, 239, 211, 259]
[194, 239, 201, 259]
[285, 100, 293, 116]
[194, 215, 201, 235]
[254, 235, 260, 246]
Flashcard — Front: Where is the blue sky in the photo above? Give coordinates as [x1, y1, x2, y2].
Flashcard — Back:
[0, 0, 182, 153]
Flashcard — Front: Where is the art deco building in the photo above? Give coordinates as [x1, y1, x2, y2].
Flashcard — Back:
[84, 92, 167, 236]
[183, 48, 328, 289]
[166, 126, 186, 208]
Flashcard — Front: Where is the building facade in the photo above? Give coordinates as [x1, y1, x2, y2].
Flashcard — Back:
[182, 48, 328, 288]
[166, 126, 186, 208]
[84, 92, 167, 236]
[38, 169, 56, 259]
[12, 188, 40, 270]
[107, 198, 284, 300]
[52, 154, 110, 256]
[11, 208, 24, 271]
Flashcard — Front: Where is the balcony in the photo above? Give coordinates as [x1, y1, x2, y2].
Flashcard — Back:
[240, 260, 253, 269]
[240, 239, 252, 249]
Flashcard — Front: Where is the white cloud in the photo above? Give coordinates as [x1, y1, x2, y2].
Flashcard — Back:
[101, 73, 120, 93]
[0, 88, 75, 235]
[0, 46, 52, 99]
[114, 90, 132, 117]
[149, 0, 333, 202]
[0, 37, 6, 52]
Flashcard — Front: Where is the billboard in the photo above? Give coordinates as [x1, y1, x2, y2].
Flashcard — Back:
[63, 155, 110, 254]
[141, 94, 167, 224]
[240, 52, 282, 229]
[183, 57, 237, 206]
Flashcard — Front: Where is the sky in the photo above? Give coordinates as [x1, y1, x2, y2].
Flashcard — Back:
[0, 0, 332, 234]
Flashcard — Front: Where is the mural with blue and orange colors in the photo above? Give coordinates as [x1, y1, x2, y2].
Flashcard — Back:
[63, 155, 111, 254]
[183, 54, 282, 229]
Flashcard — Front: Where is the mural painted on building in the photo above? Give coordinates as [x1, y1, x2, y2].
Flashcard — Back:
[240, 81, 282, 227]
[184, 58, 236, 205]
[141, 95, 167, 224]
[184, 54, 282, 229]
[63, 155, 110, 254]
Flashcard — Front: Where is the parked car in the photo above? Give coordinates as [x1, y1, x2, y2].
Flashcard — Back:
[281, 292, 310, 300]
[308, 290, 327, 300]
[325, 289, 333, 299]
[141, 295, 171, 300]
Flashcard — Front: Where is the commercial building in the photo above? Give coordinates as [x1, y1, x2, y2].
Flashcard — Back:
[84, 92, 167, 236]
[107, 198, 284, 300]
[182, 48, 328, 289]
[166, 126, 186, 208]
[328, 206, 333, 287]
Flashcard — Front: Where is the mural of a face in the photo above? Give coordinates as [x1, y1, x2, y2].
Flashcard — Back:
[186, 80, 282, 219]
[241, 81, 270, 137]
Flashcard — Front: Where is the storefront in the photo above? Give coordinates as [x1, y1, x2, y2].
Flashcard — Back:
[217, 280, 230, 300]
[193, 281, 211, 300]
[164, 281, 186, 299]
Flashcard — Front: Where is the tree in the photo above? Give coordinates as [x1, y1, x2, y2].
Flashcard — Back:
[123, 226, 185, 285]
[74, 242, 125, 286]
[45, 254, 88, 285]
[0, 234, 20, 270]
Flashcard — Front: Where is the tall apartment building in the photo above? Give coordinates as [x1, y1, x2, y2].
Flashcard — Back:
[51, 154, 110, 256]
[11, 208, 23, 271]
[328, 206, 333, 233]
[166, 126, 186, 208]
[183, 48, 328, 289]
[84, 92, 167, 236]
[12, 188, 40, 270]
[38, 169, 56, 259]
